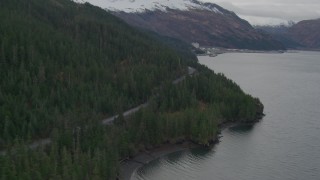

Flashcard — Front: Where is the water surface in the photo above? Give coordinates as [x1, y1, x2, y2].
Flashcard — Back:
[132, 51, 320, 180]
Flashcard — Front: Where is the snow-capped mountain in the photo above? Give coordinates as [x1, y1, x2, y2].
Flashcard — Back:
[75, 0, 224, 14]
[74, 0, 285, 50]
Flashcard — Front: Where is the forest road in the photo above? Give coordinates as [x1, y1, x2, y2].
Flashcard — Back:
[0, 66, 197, 155]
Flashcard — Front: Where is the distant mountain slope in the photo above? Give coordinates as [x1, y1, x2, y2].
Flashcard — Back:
[256, 19, 320, 49]
[255, 24, 304, 49]
[288, 19, 320, 48]
[101, 0, 285, 50]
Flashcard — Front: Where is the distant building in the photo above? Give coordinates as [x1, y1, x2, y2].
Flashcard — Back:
[191, 42, 200, 48]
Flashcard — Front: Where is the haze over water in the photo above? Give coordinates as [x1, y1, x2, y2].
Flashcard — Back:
[132, 51, 320, 180]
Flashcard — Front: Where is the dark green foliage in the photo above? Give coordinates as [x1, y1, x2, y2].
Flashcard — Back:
[0, 0, 186, 144]
[0, 0, 263, 179]
[142, 30, 198, 63]
[156, 67, 259, 122]
[0, 140, 119, 180]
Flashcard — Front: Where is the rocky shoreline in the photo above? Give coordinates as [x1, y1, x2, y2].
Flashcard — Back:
[118, 122, 246, 180]
[117, 120, 237, 180]
[118, 90, 264, 180]
[118, 141, 199, 180]
[118, 116, 264, 180]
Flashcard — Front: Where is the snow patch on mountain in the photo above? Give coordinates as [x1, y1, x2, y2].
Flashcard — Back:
[73, 0, 224, 14]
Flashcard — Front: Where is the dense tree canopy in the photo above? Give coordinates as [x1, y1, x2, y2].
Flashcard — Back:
[0, 0, 189, 144]
[0, 0, 263, 179]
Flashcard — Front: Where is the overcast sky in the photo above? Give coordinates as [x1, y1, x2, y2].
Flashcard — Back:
[200, 0, 320, 25]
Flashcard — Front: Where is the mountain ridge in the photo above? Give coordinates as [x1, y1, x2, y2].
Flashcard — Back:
[256, 18, 320, 49]
[74, 0, 226, 13]
[104, 0, 285, 50]
[288, 18, 320, 49]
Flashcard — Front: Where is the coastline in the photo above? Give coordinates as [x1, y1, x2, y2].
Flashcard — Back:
[119, 51, 318, 178]
[118, 122, 254, 180]
[197, 48, 320, 58]
[196, 48, 286, 58]
[119, 141, 200, 180]
[119, 107, 265, 180]
[118, 122, 239, 180]
[118, 70, 265, 180]
[119, 121, 264, 180]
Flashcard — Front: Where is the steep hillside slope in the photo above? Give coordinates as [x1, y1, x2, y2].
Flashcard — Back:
[288, 19, 320, 48]
[103, 0, 285, 50]
[256, 19, 320, 49]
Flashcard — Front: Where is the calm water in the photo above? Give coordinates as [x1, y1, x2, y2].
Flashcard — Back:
[131, 51, 320, 180]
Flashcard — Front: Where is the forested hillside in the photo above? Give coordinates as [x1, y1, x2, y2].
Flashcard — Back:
[0, 0, 263, 179]
[0, 0, 190, 144]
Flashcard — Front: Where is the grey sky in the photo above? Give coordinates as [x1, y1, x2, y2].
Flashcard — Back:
[201, 0, 320, 25]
